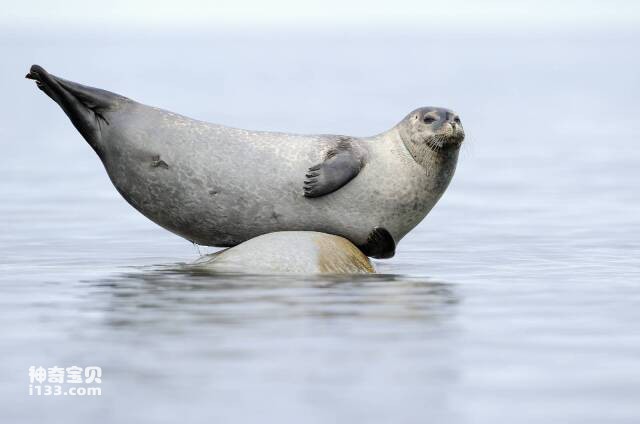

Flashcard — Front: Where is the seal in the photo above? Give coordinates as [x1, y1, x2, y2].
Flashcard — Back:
[192, 231, 375, 274]
[26, 64, 465, 258]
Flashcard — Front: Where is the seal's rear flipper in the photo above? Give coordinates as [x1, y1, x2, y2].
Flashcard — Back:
[25, 64, 127, 151]
[303, 137, 366, 198]
[359, 227, 396, 259]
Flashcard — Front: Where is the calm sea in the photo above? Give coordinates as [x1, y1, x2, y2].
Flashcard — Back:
[1, 28, 639, 423]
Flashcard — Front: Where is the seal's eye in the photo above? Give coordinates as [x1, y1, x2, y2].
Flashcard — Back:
[454, 117, 461, 124]
[423, 116, 436, 124]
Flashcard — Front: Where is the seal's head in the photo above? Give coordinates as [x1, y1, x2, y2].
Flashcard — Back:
[397, 107, 465, 165]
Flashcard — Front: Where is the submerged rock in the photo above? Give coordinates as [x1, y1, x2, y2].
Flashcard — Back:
[193, 231, 375, 274]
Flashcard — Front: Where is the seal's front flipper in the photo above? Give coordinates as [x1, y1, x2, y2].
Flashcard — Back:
[359, 227, 396, 259]
[303, 139, 366, 198]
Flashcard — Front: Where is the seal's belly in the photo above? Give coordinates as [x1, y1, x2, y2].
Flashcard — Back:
[105, 127, 335, 245]
[104, 121, 440, 248]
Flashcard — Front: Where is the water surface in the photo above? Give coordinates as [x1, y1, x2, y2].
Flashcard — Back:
[1, 29, 639, 423]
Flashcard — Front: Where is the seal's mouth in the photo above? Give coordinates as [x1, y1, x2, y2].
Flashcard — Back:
[426, 132, 464, 152]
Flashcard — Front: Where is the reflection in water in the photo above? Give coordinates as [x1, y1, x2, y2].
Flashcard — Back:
[11, 266, 460, 423]
[88, 265, 459, 330]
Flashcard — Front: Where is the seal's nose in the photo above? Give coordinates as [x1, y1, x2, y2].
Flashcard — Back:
[447, 118, 458, 130]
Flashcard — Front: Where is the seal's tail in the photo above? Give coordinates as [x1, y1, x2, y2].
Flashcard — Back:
[25, 64, 128, 151]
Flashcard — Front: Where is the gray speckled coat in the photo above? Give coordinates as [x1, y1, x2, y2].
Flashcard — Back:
[104, 102, 459, 247]
[27, 65, 462, 250]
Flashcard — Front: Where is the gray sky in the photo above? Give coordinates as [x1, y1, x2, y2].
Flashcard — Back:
[4, 0, 640, 30]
